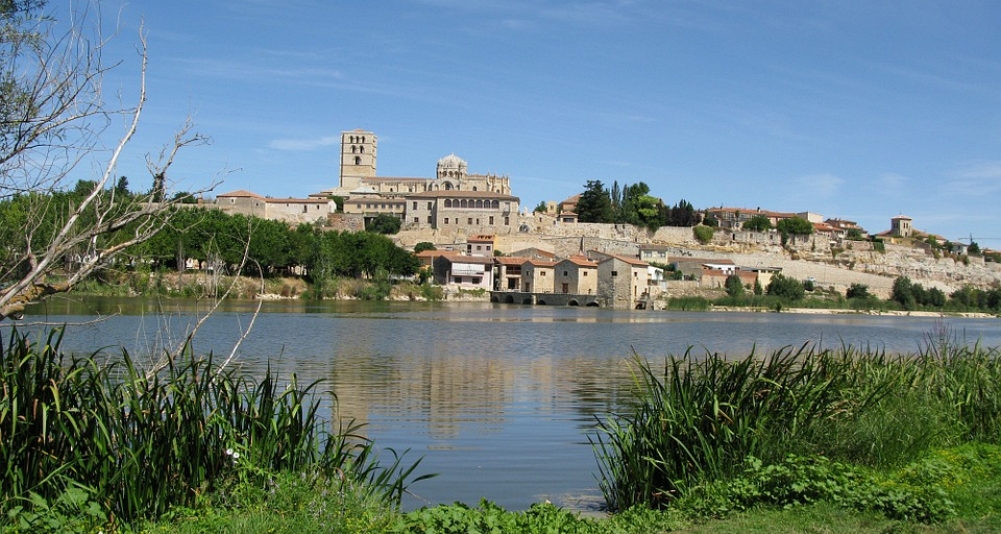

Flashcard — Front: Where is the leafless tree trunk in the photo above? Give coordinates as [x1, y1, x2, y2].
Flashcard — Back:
[0, 3, 215, 320]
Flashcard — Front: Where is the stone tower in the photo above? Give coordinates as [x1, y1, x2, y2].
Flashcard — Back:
[339, 130, 377, 190]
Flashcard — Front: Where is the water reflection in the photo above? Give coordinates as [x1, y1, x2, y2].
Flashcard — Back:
[9, 297, 1001, 510]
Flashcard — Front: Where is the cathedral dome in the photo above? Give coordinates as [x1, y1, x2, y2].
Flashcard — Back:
[437, 153, 467, 170]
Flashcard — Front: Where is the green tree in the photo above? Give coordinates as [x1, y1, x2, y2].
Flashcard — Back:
[776, 217, 814, 235]
[575, 180, 614, 223]
[743, 214, 772, 232]
[891, 276, 916, 310]
[968, 241, 981, 255]
[767, 274, 805, 300]
[725, 274, 745, 298]
[845, 228, 865, 241]
[0, 2, 209, 319]
[846, 283, 870, 300]
[532, 201, 548, 213]
[693, 225, 714, 244]
[414, 242, 436, 253]
[366, 213, 402, 234]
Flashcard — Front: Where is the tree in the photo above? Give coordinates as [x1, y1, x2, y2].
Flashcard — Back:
[0, 3, 212, 320]
[891, 276, 916, 310]
[743, 214, 772, 232]
[846, 283, 870, 300]
[366, 213, 401, 234]
[575, 180, 613, 223]
[767, 274, 805, 300]
[724, 274, 744, 298]
[776, 217, 814, 235]
[414, 242, 436, 253]
[968, 241, 981, 255]
[532, 201, 548, 213]
[845, 228, 865, 241]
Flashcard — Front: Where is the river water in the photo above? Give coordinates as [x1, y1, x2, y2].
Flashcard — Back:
[9, 297, 1001, 510]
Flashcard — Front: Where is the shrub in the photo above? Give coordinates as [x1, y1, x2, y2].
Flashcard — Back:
[693, 225, 714, 244]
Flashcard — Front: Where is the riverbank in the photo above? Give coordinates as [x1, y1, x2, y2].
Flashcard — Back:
[711, 305, 998, 319]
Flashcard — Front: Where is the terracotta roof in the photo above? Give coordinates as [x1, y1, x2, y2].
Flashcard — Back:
[558, 255, 598, 267]
[597, 252, 648, 267]
[495, 256, 531, 265]
[440, 255, 495, 265]
[217, 189, 265, 199]
[522, 259, 558, 268]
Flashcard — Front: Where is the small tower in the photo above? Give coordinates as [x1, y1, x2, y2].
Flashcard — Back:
[339, 130, 377, 190]
[890, 215, 913, 238]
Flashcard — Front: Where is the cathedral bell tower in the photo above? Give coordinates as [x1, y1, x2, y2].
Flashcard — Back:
[339, 130, 377, 190]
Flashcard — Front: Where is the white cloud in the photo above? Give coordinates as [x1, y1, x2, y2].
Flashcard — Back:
[268, 136, 341, 151]
[947, 161, 1001, 195]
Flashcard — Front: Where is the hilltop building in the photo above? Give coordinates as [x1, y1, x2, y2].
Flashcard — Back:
[310, 129, 519, 231]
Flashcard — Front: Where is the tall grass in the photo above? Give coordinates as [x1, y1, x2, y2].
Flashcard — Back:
[0, 328, 428, 527]
[592, 340, 1001, 512]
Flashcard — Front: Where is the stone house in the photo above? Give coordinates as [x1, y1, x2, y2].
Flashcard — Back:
[214, 190, 336, 225]
[432, 254, 495, 290]
[554, 255, 598, 295]
[405, 190, 519, 231]
[589, 252, 650, 309]
[520, 259, 557, 293]
[466, 234, 495, 257]
[495, 256, 529, 291]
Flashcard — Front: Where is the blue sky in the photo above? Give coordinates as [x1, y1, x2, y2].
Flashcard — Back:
[73, 1, 1001, 244]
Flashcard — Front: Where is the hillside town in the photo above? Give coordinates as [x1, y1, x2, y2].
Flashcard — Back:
[205, 129, 1001, 309]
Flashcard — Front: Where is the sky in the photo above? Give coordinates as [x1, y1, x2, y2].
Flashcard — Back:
[59, 0, 1001, 244]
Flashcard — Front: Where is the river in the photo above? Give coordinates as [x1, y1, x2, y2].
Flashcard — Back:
[9, 296, 1001, 511]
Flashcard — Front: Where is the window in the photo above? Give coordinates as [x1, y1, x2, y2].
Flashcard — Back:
[414, 217, 419, 223]
[583, 271, 588, 277]
[412, 202, 417, 210]
[427, 216, 432, 223]
[455, 277, 463, 284]
[541, 271, 547, 276]
[489, 216, 494, 225]
[444, 218, 449, 224]
[468, 218, 473, 225]
[612, 271, 619, 277]
[357, 204, 362, 209]
[563, 271, 568, 276]
[504, 216, 510, 225]
[427, 202, 432, 210]
[476, 245, 482, 251]
[473, 277, 481, 284]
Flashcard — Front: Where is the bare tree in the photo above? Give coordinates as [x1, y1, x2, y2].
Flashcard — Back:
[0, 2, 214, 320]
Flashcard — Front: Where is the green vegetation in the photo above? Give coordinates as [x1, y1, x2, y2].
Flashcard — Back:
[776, 216, 814, 236]
[694, 225, 715, 244]
[742, 214, 772, 232]
[413, 241, 436, 253]
[592, 339, 1001, 527]
[0, 328, 428, 532]
[574, 180, 700, 228]
[366, 213, 402, 235]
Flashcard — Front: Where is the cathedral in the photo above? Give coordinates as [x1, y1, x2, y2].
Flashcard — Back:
[311, 130, 519, 231]
[317, 129, 511, 197]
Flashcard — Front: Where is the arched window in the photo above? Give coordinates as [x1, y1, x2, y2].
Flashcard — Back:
[475, 200, 483, 209]
[351, 145, 357, 153]
[354, 156, 361, 165]
[360, 146, 364, 153]
[492, 200, 499, 209]
[472, 186, 478, 191]
[444, 199, 452, 208]
[460, 199, 468, 208]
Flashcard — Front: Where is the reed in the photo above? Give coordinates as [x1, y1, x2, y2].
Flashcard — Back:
[592, 341, 1001, 512]
[0, 328, 427, 526]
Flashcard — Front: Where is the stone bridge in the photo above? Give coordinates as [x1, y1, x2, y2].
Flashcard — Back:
[489, 291, 604, 307]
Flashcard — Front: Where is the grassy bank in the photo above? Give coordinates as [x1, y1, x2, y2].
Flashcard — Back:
[6, 326, 1001, 532]
[591, 335, 1001, 528]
